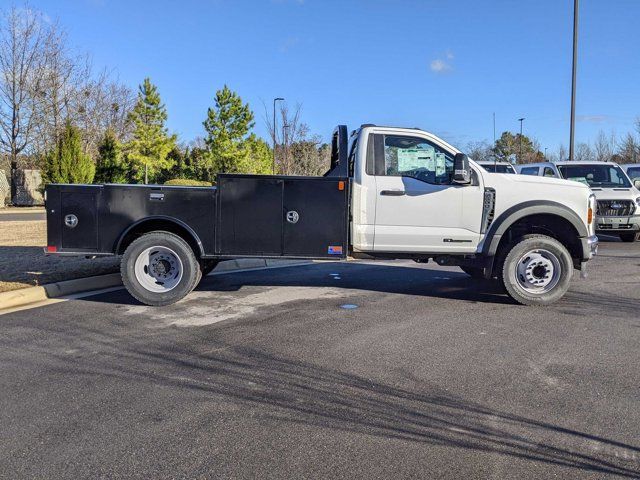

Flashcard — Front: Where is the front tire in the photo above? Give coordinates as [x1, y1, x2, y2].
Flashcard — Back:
[501, 234, 573, 306]
[619, 232, 638, 243]
[121, 231, 200, 306]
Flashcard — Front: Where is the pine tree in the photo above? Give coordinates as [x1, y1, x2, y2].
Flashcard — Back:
[203, 85, 255, 174]
[126, 78, 177, 183]
[95, 129, 127, 183]
[241, 134, 272, 174]
[43, 121, 95, 184]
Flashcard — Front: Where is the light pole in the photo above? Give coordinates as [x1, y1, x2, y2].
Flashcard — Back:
[273, 97, 284, 174]
[282, 124, 290, 175]
[569, 0, 579, 161]
[544, 147, 548, 159]
[518, 117, 525, 162]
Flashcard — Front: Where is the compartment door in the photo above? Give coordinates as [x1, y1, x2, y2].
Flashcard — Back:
[283, 179, 348, 258]
[217, 176, 283, 256]
[61, 192, 98, 250]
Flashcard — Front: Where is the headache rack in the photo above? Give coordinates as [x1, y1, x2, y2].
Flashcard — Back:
[596, 199, 635, 217]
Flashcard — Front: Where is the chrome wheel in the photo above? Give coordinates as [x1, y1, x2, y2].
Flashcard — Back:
[134, 246, 183, 293]
[515, 249, 561, 294]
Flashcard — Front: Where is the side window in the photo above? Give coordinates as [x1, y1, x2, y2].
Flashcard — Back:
[609, 167, 623, 184]
[627, 167, 640, 180]
[381, 135, 454, 185]
[543, 167, 556, 177]
[520, 167, 539, 176]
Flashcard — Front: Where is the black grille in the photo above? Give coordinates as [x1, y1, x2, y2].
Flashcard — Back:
[596, 200, 635, 217]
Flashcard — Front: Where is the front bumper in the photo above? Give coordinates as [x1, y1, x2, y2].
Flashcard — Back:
[580, 235, 599, 260]
[595, 215, 640, 232]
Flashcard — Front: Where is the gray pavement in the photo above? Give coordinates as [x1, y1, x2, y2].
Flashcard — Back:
[0, 241, 639, 479]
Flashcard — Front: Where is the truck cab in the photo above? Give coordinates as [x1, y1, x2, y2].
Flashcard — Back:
[516, 161, 640, 242]
[45, 125, 598, 307]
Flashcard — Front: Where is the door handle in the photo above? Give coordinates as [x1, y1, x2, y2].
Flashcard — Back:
[380, 190, 406, 196]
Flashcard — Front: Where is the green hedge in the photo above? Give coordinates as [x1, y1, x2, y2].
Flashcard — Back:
[164, 179, 213, 187]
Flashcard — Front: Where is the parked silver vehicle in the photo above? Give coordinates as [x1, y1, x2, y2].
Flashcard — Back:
[621, 163, 640, 184]
[516, 161, 640, 242]
[476, 161, 517, 174]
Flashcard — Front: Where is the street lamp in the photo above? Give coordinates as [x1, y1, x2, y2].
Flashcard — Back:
[545, 147, 548, 159]
[282, 124, 290, 175]
[273, 97, 284, 174]
[569, 0, 579, 161]
[518, 117, 525, 162]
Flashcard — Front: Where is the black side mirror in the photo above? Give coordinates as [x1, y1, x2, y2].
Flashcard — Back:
[453, 153, 471, 184]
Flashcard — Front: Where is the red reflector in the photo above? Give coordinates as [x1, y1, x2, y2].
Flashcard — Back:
[338, 181, 345, 191]
[46, 246, 57, 253]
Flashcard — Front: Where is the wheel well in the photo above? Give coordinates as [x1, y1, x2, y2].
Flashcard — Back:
[496, 214, 583, 267]
[116, 219, 203, 258]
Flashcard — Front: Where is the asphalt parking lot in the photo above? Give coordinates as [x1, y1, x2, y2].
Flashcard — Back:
[0, 240, 639, 479]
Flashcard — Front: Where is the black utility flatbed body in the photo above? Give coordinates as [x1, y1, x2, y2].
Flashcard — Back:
[45, 174, 350, 260]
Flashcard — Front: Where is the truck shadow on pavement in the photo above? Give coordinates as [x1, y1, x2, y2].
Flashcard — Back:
[198, 262, 516, 305]
[36, 330, 640, 478]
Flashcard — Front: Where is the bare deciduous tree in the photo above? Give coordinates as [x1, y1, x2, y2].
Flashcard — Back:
[574, 142, 595, 162]
[593, 130, 616, 162]
[0, 6, 50, 201]
[263, 101, 328, 175]
[465, 140, 493, 162]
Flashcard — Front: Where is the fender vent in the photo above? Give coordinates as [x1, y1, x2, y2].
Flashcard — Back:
[481, 188, 496, 233]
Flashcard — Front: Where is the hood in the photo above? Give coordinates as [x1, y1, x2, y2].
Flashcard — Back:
[486, 172, 590, 190]
[589, 186, 640, 201]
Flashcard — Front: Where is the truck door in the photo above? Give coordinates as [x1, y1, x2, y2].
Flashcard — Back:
[371, 133, 482, 253]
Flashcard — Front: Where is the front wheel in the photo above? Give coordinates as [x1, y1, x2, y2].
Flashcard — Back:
[619, 232, 638, 243]
[501, 234, 573, 306]
[121, 231, 200, 306]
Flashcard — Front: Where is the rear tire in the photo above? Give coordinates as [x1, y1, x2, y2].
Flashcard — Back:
[501, 234, 573, 306]
[620, 232, 638, 243]
[121, 231, 200, 306]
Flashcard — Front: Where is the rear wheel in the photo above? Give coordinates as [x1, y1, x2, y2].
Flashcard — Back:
[620, 232, 638, 243]
[121, 231, 200, 306]
[501, 234, 573, 306]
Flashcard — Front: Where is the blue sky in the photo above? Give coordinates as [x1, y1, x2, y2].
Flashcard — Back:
[22, 0, 640, 152]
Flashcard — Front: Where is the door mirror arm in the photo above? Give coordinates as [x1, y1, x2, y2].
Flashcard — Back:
[453, 153, 471, 185]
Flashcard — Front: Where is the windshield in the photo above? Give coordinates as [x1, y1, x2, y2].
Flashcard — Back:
[557, 164, 631, 188]
[481, 163, 516, 174]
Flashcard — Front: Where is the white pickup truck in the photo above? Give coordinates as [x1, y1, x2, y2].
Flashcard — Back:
[517, 161, 640, 242]
[45, 125, 598, 306]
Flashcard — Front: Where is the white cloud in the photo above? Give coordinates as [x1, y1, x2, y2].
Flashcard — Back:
[576, 114, 609, 123]
[430, 58, 451, 73]
[430, 50, 454, 74]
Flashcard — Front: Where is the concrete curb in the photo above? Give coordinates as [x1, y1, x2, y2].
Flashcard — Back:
[0, 258, 312, 312]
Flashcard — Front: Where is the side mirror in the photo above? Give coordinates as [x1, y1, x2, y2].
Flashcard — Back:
[453, 153, 471, 184]
[634, 178, 640, 190]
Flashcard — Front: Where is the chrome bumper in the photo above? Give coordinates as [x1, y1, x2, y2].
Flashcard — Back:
[581, 235, 599, 260]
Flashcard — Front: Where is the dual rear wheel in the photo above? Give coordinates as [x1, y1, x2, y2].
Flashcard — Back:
[121, 231, 217, 307]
